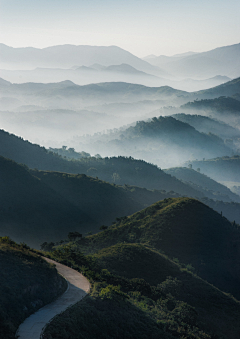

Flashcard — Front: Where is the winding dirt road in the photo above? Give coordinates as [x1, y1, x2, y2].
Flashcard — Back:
[16, 257, 90, 339]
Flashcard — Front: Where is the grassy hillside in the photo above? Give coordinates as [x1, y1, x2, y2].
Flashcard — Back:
[78, 198, 240, 299]
[42, 240, 240, 339]
[91, 243, 240, 338]
[0, 237, 67, 338]
[164, 167, 240, 202]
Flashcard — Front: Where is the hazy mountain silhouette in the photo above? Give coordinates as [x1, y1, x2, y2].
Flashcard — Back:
[145, 43, 240, 78]
[81, 116, 232, 167]
[0, 44, 168, 76]
[172, 113, 240, 139]
[164, 166, 240, 202]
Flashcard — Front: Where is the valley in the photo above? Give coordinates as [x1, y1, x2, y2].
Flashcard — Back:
[1, 40, 240, 339]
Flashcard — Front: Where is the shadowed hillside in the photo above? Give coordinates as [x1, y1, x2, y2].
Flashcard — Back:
[0, 156, 95, 247]
[164, 167, 240, 202]
[80, 198, 240, 299]
[90, 243, 240, 338]
[187, 155, 240, 182]
[0, 237, 66, 338]
[0, 128, 206, 197]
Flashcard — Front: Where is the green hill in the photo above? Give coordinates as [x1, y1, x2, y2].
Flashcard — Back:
[2, 153, 240, 249]
[43, 238, 240, 339]
[0, 237, 66, 338]
[164, 167, 240, 202]
[80, 198, 240, 299]
[90, 243, 240, 338]
[0, 155, 186, 247]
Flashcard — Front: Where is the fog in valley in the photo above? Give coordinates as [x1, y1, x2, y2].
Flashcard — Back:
[1, 43, 240, 178]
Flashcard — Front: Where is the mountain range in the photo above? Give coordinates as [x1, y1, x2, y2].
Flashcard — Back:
[144, 43, 240, 79]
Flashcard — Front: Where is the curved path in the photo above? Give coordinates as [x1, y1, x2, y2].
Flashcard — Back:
[16, 257, 90, 339]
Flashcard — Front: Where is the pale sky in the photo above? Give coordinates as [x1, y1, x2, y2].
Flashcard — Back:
[0, 0, 240, 57]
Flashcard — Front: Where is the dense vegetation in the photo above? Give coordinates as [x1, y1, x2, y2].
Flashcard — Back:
[0, 128, 208, 196]
[181, 97, 240, 115]
[76, 198, 240, 300]
[172, 113, 240, 139]
[42, 238, 240, 339]
[0, 156, 94, 248]
[0, 237, 67, 338]
[2, 153, 240, 248]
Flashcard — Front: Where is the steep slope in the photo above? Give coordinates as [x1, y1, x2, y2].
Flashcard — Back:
[0, 237, 66, 338]
[81, 198, 240, 299]
[0, 156, 94, 247]
[164, 167, 240, 202]
[91, 243, 240, 338]
[0, 129, 206, 197]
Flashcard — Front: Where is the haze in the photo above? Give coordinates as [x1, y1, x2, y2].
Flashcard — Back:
[1, 0, 240, 57]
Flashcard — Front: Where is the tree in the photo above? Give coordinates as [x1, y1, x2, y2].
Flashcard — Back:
[100, 225, 108, 230]
[40, 242, 55, 252]
[112, 172, 120, 183]
[68, 232, 82, 241]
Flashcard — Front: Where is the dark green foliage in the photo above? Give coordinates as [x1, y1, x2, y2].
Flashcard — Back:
[68, 232, 82, 241]
[40, 242, 55, 251]
[0, 127, 221, 196]
[0, 237, 67, 338]
[0, 156, 94, 248]
[44, 240, 240, 339]
[79, 198, 240, 300]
